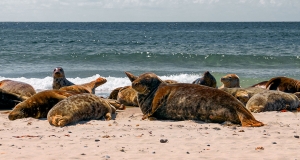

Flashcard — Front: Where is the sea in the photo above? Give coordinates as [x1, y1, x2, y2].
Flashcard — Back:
[1, 22, 300, 97]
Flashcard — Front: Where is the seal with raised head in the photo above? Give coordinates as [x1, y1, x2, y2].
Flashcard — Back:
[59, 77, 107, 94]
[246, 90, 299, 113]
[8, 90, 77, 120]
[192, 71, 217, 88]
[219, 74, 241, 89]
[52, 67, 75, 90]
[265, 76, 300, 93]
[0, 79, 36, 98]
[47, 93, 116, 127]
[125, 71, 263, 127]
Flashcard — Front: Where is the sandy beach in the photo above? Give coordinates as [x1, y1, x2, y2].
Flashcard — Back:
[1, 107, 300, 160]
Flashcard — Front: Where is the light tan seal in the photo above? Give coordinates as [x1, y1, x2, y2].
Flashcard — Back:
[59, 77, 107, 94]
[125, 71, 263, 127]
[246, 90, 299, 113]
[265, 76, 300, 93]
[52, 67, 75, 90]
[0, 79, 36, 98]
[47, 93, 116, 127]
[8, 90, 77, 120]
[219, 74, 241, 89]
[192, 71, 217, 88]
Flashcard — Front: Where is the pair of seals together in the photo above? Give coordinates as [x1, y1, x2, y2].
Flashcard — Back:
[125, 71, 263, 127]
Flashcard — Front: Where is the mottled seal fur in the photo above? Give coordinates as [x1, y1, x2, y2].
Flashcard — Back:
[47, 93, 116, 127]
[52, 67, 75, 90]
[265, 77, 300, 93]
[192, 71, 217, 88]
[220, 87, 267, 105]
[0, 89, 25, 109]
[59, 77, 107, 94]
[8, 90, 77, 120]
[219, 74, 241, 89]
[0, 79, 36, 98]
[125, 71, 263, 127]
[246, 90, 299, 113]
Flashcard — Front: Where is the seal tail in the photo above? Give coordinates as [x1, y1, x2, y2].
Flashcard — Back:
[235, 103, 264, 127]
[81, 77, 107, 94]
[265, 77, 283, 90]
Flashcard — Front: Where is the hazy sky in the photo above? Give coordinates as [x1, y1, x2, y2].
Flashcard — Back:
[1, 0, 299, 22]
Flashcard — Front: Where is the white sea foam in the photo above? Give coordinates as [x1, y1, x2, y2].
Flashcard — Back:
[0, 74, 201, 97]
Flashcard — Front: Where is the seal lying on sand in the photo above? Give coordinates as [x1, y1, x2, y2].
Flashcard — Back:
[8, 90, 77, 120]
[192, 71, 217, 88]
[0, 79, 36, 98]
[219, 74, 241, 89]
[52, 67, 75, 90]
[125, 71, 263, 127]
[0, 89, 26, 109]
[265, 77, 300, 93]
[59, 77, 107, 94]
[220, 87, 267, 105]
[48, 93, 116, 127]
[246, 90, 299, 113]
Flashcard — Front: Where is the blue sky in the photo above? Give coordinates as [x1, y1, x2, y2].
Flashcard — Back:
[0, 0, 299, 22]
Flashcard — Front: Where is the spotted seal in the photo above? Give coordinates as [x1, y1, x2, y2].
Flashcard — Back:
[246, 90, 299, 113]
[8, 90, 77, 120]
[0, 79, 36, 98]
[265, 76, 300, 93]
[59, 77, 107, 94]
[219, 74, 241, 89]
[125, 71, 263, 127]
[47, 93, 116, 127]
[192, 71, 217, 88]
[52, 67, 75, 90]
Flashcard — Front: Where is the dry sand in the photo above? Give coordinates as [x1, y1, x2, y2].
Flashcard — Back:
[1, 108, 300, 160]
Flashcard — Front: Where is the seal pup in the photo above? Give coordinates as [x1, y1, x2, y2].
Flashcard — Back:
[0, 79, 36, 98]
[8, 90, 77, 120]
[59, 77, 107, 94]
[125, 71, 263, 127]
[265, 76, 300, 93]
[0, 89, 26, 109]
[219, 74, 241, 89]
[52, 67, 75, 90]
[192, 71, 217, 88]
[47, 93, 116, 127]
[246, 90, 299, 113]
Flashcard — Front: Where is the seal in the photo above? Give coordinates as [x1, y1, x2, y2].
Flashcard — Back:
[220, 87, 267, 105]
[47, 93, 116, 127]
[265, 76, 300, 93]
[0, 89, 26, 109]
[192, 71, 217, 88]
[249, 81, 268, 88]
[0, 79, 36, 98]
[246, 90, 299, 113]
[8, 90, 77, 120]
[115, 79, 178, 107]
[59, 77, 107, 94]
[219, 74, 241, 89]
[52, 67, 75, 90]
[125, 71, 263, 127]
[108, 87, 123, 99]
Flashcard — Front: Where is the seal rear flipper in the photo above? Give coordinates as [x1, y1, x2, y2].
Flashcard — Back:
[266, 77, 282, 90]
[235, 104, 264, 127]
[49, 115, 71, 127]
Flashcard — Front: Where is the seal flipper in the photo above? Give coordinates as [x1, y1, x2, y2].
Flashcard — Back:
[235, 104, 264, 127]
[266, 77, 282, 90]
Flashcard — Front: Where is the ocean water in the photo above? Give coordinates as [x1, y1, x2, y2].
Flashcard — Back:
[1, 22, 300, 97]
